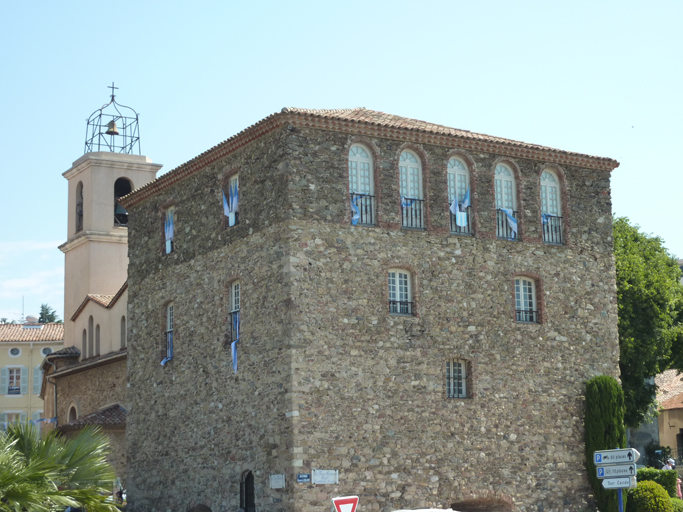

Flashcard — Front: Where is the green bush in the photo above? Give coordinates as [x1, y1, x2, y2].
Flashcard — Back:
[670, 498, 683, 512]
[585, 376, 627, 512]
[638, 468, 678, 498]
[627, 481, 673, 512]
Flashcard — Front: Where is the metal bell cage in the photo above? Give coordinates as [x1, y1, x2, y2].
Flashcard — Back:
[84, 84, 141, 155]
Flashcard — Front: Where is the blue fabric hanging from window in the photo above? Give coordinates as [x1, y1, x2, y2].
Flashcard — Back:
[500, 208, 518, 235]
[401, 196, 416, 208]
[231, 311, 240, 373]
[350, 194, 366, 226]
[164, 210, 174, 254]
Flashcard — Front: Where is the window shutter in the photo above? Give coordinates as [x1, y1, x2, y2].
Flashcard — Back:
[0, 368, 8, 395]
[33, 367, 41, 394]
[20, 412, 27, 423]
[0, 413, 7, 426]
[20, 367, 28, 395]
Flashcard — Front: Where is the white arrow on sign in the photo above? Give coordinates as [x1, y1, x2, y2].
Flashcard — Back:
[602, 477, 637, 489]
[597, 464, 637, 479]
[594, 449, 641, 465]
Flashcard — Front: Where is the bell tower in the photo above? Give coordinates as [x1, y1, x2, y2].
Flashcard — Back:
[59, 85, 162, 347]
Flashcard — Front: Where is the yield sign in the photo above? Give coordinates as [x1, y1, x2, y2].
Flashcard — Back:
[332, 496, 359, 512]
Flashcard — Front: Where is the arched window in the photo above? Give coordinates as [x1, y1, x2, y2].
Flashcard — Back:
[76, 182, 84, 233]
[515, 277, 538, 323]
[88, 316, 94, 358]
[348, 144, 375, 226]
[388, 269, 414, 316]
[240, 471, 255, 512]
[121, 316, 127, 348]
[68, 406, 77, 423]
[95, 324, 101, 356]
[114, 178, 132, 226]
[399, 151, 424, 229]
[540, 170, 564, 244]
[82, 329, 87, 360]
[495, 164, 518, 240]
[447, 157, 471, 235]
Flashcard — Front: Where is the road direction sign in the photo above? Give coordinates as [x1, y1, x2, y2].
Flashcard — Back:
[332, 496, 359, 512]
[594, 449, 641, 465]
[597, 464, 637, 479]
[602, 477, 637, 490]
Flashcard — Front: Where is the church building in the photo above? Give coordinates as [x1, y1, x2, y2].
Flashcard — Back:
[41, 89, 162, 486]
[121, 107, 621, 512]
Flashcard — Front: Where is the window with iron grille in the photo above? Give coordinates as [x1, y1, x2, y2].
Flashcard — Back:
[495, 164, 518, 240]
[515, 277, 539, 323]
[540, 170, 564, 245]
[447, 157, 471, 235]
[388, 269, 414, 315]
[446, 358, 469, 398]
[349, 144, 375, 226]
[399, 151, 424, 229]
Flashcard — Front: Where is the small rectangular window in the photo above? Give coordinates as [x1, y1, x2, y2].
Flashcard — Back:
[164, 208, 175, 254]
[229, 282, 240, 343]
[446, 358, 469, 398]
[223, 174, 239, 227]
[8, 369, 20, 395]
[388, 270, 414, 315]
[515, 278, 539, 323]
[162, 303, 174, 366]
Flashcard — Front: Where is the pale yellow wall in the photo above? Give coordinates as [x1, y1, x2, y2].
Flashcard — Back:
[73, 290, 128, 359]
[0, 341, 63, 424]
[60, 152, 161, 347]
[658, 409, 683, 450]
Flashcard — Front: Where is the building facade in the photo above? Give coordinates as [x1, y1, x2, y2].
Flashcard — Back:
[122, 108, 621, 512]
[0, 319, 62, 428]
[41, 144, 161, 486]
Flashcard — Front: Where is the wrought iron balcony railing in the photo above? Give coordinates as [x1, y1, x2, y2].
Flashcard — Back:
[516, 310, 539, 323]
[350, 193, 376, 226]
[229, 310, 240, 343]
[401, 198, 425, 229]
[542, 214, 564, 245]
[496, 209, 519, 240]
[389, 300, 415, 316]
[449, 206, 472, 235]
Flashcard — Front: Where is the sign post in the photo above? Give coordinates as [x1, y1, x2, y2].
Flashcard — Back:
[594, 449, 640, 512]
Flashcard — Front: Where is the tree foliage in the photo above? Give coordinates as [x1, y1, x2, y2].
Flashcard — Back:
[585, 375, 627, 512]
[0, 421, 119, 511]
[37, 304, 61, 324]
[613, 217, 683, 427]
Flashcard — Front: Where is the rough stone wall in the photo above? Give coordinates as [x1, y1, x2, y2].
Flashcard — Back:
[125, 123, 619, 512]
[126, 129, 295, 512]
[55, 360, 127, 478]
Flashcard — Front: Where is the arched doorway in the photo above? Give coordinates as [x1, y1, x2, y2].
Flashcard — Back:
[240, 470, 255, 512]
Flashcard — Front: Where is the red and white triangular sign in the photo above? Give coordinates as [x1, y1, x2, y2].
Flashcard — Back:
[332, 496, 359, 512]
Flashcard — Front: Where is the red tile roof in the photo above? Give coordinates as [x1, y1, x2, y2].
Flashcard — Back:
[58, 404, 126, 432]
[70, 282, 127, 321]
[0, 323, 64, 342]
[657, 369, 683, 410]
[121, 107, 620, 209]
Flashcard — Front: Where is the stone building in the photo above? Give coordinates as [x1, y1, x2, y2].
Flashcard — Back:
[121, 108, 621, 512]
[40, 91, 161, 487]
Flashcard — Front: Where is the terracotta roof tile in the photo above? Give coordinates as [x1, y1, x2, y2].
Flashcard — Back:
[58, 404, 126, 432]
[70, 282, 127, 321]
[121, 107, 619, 209]
[657, 369, 683, 409]
[0, 323, 64, 342]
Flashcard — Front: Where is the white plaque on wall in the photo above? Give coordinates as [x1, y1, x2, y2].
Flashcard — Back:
[270, 474, 285, 489]
[312, 469, 339, 484]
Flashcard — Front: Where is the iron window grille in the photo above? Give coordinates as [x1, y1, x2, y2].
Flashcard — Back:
[496, 209, 518, 240]
[446, 358, 469, 398]
[350, 193, 376, 226]
[389, 301, 414, 316]
[449, 206, 472, 235]
[401, 198, 425, 229]
[515, 310, 540, 323]
[542, 215, 564, 245]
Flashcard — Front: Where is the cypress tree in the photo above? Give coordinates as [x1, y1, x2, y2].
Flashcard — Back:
[585, 375, 628, 512]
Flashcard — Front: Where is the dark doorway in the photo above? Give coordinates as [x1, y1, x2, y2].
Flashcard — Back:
[240, 471, 255, 512]
[114, 178, 132, 226]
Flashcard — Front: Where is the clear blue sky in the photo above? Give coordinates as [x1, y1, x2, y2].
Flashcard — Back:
[1, 1, 681, 322]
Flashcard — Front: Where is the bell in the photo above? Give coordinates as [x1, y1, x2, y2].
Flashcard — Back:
[105, 121, 119, 136]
